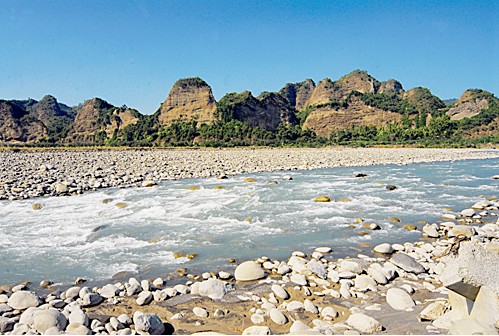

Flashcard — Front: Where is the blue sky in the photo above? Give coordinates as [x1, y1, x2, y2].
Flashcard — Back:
[1, 0, 497, 114]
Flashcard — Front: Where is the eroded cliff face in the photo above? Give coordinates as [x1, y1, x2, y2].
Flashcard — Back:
[0, 101, 48, 142]
[66, 98, 139, 143]
[279, 79, 316, 111]
[157, 77, 218, 126]
[302, 96, 402, 137]
[446, 89, 495, 121]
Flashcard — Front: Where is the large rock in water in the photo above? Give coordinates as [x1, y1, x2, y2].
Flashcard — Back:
[157, 77, 218, 126]
[390, 252, 426, 274]
[235, 261, 265, 281]
[7, 291, 40, 310]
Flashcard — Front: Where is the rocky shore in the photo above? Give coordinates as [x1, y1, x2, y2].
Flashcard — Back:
[0, 199, 498, 335]
[1, 147, 499, 200]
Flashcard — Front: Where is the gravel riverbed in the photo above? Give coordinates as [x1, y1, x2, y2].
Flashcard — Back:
[1, 147, 499, 200]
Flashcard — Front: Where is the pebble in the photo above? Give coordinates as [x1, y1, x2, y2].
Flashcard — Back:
[136, 291, 153, 305]
[373, 243, 393, 254]
[269, 308, 288, 325]
[193, 307, 209, 318]
[235, 261, 266, 281]
[271, 285, 289, 300]
[347, 313, 382, 334]
[386, 288, 415, 311]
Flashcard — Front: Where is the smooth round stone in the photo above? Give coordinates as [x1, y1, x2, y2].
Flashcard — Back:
[136, 291, 153, 306]
[367, 267, 388, 285]
[460, 209, 476, 217]
[315, 247, 332, 253]
[423, 225, 439, 238]
[100, 284, 118, 298]
[242, 326, 272, 335]
[234, 261, 265, 281]
[140, 280, 150, 291]
[390, 253, 426, 274]
[304, 299, 319, 314]
[117, 313, 132, 325]
[347, 313, 382, 334]
[289, 320, 314, 333]
[269, 308, 288, 325]
[69, 309, 89, 326]
[218, 271, 231, 280]
[193, 307, 209, 318]
[141, 180, 157, 187]
[286, 301, 304, 312]
[386, 288, 415, 311]
[271, 285, 289, 300]
[81, 293, 103, 307]
[321, 306, 338, 319]
[65, 287, 81, 300]
[152, 278, 164, 287]
[66, 323, 90, 335]
[373, 243, 394, 254]
[251, 313, 265, 324]
[7, 291, 40, 310]
[33, 309, 68, 334]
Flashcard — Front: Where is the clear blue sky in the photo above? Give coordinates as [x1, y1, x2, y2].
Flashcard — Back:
[1, 0, 497, 114]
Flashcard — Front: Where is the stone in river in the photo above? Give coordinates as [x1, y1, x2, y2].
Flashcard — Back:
[115, 202, 127, 209]
[314, 196, 331, 202]
[386, 288, 415, 311]
[7, 291, 40, 310]
[32, 203, 42, 210]
[460, 208, 476, 217]
[141, 180, 157, 187]
[390, 252, 426, 274]
[234, 261, 265, 281]
[386, 185, 397, 191]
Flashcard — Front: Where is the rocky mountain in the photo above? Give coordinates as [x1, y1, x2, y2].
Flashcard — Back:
[217, 90, 296, 131]
[302, 95, 402, 137]
[156, 77, 217, 126]
[0, 70, 497, 146]
[279, 79, 316, 111]
[66, 98, 140, 144]
[446, 89, 497, 121]
[0, 100, 48, 142]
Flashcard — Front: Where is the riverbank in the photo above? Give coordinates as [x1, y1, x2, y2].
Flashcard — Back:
[1, 147, 499, 200]
[0, 199, 497, 335]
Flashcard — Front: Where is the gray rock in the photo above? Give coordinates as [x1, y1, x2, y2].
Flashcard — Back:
[33, 308, 68, 334]
[136, 291, 153, 306]
[126, 283, 141, 296]
[234, 261, 266, 281]
[347, 313, 382, 334]
[0, 303, 13, 314]
[198, 278, 232, 300]
[390, 252, 426, 274]
[0, 317, 15, 333]
[7, 291, 40, 310]
[69, 309, 89, 326]
[81, 293, 103, 307]
[133, 312, 165, 335]
[386, 288, 415, 311]
[307, 259, 327, 279]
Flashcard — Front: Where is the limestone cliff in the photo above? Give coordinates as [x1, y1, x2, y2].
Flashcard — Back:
[446, 89, 496, 121]
[279, 79, 316, 111]
[302, 96, 402, 137]
[157, 77, 217, 126]
[0, 101, 48, 142]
